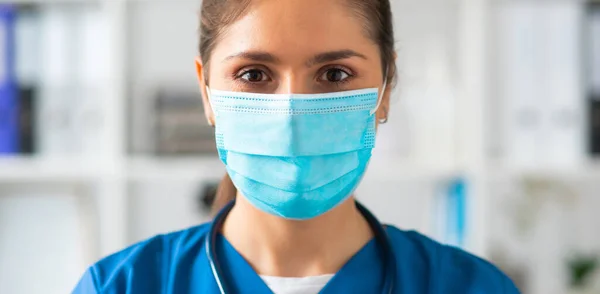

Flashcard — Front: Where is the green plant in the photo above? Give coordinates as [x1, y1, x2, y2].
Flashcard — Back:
[567, 254, 599, 289]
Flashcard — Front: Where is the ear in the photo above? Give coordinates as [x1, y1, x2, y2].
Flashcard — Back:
[375, 82, 391, 124]
[376, 58, 396, 124]
[195, 57, 215, 126]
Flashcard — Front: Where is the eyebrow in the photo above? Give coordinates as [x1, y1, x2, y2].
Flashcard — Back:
[224, 49, 367, 66]
[305, 50, 367, 67]
[224, 51, 280, 63]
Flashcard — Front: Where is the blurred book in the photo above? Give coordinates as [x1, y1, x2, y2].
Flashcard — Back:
[35, 5, 106, 157]
[71, 7, 107, 157]
[18, 86, 35, 154]
[15, 6, 39, 155]
[15, 5, 38, 86]
[433, 177, 467, 249]
[38, 6, 77, 155]
[587, 2, 600, 155]
[154, 89, 216, 155]
[498, 2, 541, 168]
[498, 2, 584, 168]
[0, 5, 18, 155]
[590, 99, 600, 155]
[537, 2, 584, 166]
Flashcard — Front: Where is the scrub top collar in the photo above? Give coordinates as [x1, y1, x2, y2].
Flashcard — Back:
[215, 233, 385, 293]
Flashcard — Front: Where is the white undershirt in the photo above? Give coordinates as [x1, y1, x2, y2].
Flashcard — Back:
[260, 274, 335, 294]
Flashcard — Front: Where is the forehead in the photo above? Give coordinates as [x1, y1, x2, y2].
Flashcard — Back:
[210, 0, 379, 63]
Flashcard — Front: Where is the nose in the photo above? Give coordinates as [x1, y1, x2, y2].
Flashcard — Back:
[276, 70, 312, 94]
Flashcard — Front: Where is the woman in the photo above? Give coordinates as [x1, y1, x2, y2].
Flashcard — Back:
[74, 0, 519, 293]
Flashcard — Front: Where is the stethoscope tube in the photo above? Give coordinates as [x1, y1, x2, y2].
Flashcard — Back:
[355, 201, 396, 294]
[206, 200, 396, 294]
[206, 200, 235, 294]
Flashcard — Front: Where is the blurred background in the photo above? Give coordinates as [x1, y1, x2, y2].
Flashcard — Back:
[0, 0, 599, 293]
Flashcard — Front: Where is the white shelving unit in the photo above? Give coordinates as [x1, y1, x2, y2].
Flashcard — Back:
[1, 1, 599, 293]
[0, 0, 593, 253]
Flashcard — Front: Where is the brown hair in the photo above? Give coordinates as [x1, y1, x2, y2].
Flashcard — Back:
[199, 0, 397, 215]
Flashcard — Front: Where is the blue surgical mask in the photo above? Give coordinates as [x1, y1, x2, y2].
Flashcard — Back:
[207, 85, 386, 220]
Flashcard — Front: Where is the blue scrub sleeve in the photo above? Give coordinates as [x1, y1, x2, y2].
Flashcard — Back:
[72, 268, 98, 294]
[504, 275, 520, 293]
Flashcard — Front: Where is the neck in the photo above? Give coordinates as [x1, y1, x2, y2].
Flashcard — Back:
[221, 194, 373, 277]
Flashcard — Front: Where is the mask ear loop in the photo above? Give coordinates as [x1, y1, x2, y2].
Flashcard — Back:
[370, 67, 389, 116]
[205, 85, 215, 114]
[204, 75, 218, 126]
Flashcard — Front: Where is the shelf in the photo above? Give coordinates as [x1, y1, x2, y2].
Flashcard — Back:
[127, 155, 463, 183]
[488, 161, 600, 180]
[365, 156, 461, 181]
[0, 156, 225, 183]
[1, 0, 98, 4]
[125, 0, 195, 2]
[0, 157, 108, 182]
[126, 156, 225, 182]
[4, 155, 600, 184]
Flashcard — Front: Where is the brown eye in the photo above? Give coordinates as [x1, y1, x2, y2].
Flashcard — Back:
[241, 69, 268, 82]
[321, 68, 350, 83]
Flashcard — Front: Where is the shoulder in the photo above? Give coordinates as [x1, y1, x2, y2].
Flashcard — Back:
[73, 223, 211, 293]
[385, 226, 520, 294]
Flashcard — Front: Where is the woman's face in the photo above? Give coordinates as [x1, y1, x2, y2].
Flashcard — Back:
[196, 0, 391, 124]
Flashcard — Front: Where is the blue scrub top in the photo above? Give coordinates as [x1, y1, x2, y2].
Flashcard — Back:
[73, 224, 519, 293]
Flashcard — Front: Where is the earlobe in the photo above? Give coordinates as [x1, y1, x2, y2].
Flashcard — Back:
[376, 105, 389, 124]
[195, 57, 216, 127]
[376, 85, 391, 124]
[377, 59, 396, 124]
